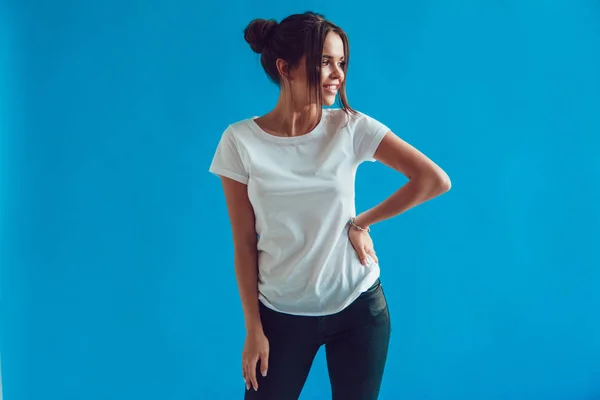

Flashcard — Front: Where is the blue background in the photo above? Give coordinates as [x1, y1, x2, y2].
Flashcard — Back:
[2, 1, 599, 399]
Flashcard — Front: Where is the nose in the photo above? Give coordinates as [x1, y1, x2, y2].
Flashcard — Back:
[330, 64, 344, 79]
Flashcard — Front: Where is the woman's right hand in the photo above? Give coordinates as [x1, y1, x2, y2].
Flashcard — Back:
[242, 329, 270, 391]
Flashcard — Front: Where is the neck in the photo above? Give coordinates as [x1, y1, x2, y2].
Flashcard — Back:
[269, 95, 321, 137]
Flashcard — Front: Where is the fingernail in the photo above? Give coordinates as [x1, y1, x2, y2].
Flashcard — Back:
[262, 371, 267, 377]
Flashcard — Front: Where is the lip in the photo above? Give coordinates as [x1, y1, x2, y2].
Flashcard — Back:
[323, 84, 339, 94]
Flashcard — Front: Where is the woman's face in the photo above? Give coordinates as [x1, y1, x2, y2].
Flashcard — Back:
[286, 31, 346, 107]
[319, 31, 346, 106]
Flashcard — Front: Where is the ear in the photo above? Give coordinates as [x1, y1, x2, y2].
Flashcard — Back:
[276, 58, 292, 82]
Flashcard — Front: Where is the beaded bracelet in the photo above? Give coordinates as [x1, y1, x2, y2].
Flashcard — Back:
[348, 217, 370, 233]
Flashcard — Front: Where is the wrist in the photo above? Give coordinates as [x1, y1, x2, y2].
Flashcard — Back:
[349, 216, 370, 232]
[246, 321, 264, 335]
[356, 212, 372, 227]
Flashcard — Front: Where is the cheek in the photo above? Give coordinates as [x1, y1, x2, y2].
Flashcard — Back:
[320, 66, 346, 83]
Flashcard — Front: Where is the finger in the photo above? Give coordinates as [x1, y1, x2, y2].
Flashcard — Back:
[242, 363, 250, 390]
[248, 358, 259, 391]
[358, 248, 368, 265]
[369, 250, 379, 264]
[260, 351, 269, 377]
[354, 244, 367, 265]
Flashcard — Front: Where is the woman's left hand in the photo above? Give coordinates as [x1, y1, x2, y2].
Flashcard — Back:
[348, 226, 379, 266]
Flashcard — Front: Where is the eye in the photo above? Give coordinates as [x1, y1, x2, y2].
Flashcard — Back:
[321, 59, 346, 68]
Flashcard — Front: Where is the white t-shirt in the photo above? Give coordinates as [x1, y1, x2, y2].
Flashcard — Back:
[209, 108, 390, 316]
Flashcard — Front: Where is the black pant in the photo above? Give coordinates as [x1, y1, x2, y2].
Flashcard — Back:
[245, 279, 391, 400]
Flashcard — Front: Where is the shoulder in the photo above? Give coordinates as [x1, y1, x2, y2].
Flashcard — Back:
[324, 108, 384, 133]
[216, 118, 258, 146]
[225, 117, 255, 136]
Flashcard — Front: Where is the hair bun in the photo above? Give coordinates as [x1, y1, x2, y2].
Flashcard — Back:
[244, 18, 278, 54]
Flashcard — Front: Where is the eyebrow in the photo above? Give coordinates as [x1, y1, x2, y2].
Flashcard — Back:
[322, 54, 345, 60]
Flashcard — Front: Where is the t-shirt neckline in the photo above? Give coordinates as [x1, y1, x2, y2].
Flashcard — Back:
[248, 109, 329, 145]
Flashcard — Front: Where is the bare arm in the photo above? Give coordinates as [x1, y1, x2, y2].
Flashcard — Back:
[354, 131, 451, 228]
[220, 176, 262, 334]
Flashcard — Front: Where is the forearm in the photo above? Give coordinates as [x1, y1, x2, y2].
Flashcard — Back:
[355, 172, 451, 228]
[233, 244, 263, 334]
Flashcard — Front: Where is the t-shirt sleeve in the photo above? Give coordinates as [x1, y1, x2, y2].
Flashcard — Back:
[352, 112, 390, 163]
[208, 125, 249, 184]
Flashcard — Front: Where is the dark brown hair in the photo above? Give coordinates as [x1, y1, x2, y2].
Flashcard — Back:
[244, 11, 356, 114]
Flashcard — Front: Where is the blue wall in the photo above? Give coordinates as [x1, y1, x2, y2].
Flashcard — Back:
[2, 1, 599, 399]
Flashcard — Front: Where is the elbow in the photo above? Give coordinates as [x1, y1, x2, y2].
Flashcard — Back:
[233, 231, 259, 254]
[420, 169, 451, 197]
[437, 171, 451, 193]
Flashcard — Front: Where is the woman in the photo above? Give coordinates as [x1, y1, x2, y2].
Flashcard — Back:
[209, 11, 451, 400]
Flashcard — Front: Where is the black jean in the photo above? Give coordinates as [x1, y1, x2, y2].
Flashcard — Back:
[244, 279, 391, 400]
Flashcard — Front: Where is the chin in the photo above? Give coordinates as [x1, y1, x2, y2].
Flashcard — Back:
[322, 94, 337, 107]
